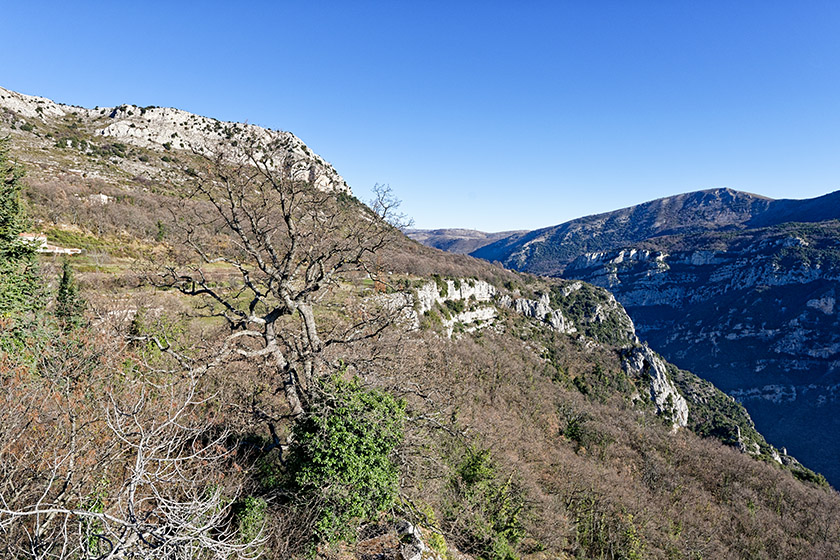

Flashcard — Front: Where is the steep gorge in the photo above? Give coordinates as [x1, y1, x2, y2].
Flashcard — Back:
[442, 190, 840, 485]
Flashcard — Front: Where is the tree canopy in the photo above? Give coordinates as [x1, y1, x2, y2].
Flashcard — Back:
[0, 136, 39, 329]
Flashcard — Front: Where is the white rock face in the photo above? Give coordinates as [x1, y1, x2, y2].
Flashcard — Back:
[513, 293, 552, 318]
[807, 295, 835, 315]
[415, 282, 442, 315]
[497, 293, 576, 334]
[413, 278, 590, 337]
[623, 345, 689, 429]
[446, 307, 498, 337]
[395, 520, 446, 560]
[570, 249, 668, 269]
[86, 193, 112, 205]
[731, 382, 840, 405]
[414, 279, 498, 337]
[415, 279, 496, 314]
[0, 86, 92, 119]
[0, 86, 349, 193]
[448, 278, 496, 302]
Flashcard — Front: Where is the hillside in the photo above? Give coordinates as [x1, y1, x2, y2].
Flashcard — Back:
[471, 188, 840, 275]
[436, 188, 840, 485]
[2, 87, 840, 559]
[406, 228, 527, 254]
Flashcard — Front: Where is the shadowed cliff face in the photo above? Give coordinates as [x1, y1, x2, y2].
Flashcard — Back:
[559, 219, 840, 484]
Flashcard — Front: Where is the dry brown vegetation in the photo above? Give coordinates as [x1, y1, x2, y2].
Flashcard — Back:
[5, 284, 840, 559]
[386, 326, 840, 559]
[3, 129, 840, 559]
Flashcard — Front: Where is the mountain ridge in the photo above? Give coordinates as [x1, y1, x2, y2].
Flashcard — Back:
[468, 187, 840, 275]
[0, 84, 349, 193]
[413, 187, 840, 485]
[405, 227, 527, 254]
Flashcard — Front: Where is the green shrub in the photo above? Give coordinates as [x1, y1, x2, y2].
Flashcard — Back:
[433, 274, 449, 297]
[237, 496, 267, 544]
[446, 446, 526, 560]
[55, 261, 86, 331]
[155, 220, 167, 242]
[444, 299, 466, 314]
[285, 374, 405, 543]
[0, 137, 41, 325]
[792, 467, 829, 487]
[423, 309, 443, 330]
[567, 493, 646, 560]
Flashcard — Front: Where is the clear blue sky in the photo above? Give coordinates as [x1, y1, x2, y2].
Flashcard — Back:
[2, 1, 839, 231]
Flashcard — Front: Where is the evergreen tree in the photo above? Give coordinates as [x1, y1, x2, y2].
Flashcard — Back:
[0, 137, 40, 325]
[0, 138, 27, 248]
[56, 260, 85, 331]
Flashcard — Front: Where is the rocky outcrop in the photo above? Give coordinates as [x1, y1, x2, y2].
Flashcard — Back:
[0, 86, 95, 119]
[0, 85, 349, 193]
[413, 278, 498, 337]
[496, 292, 576, 334]
[395, 520, 446, 560]
[415, 278, 496, 314]
[623, 345, 689, 429]
[97, 105, 349, 192]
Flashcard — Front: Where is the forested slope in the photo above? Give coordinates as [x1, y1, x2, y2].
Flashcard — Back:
[2, 89, 840, 559]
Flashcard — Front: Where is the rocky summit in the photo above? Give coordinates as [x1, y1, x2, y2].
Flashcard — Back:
[0, 85, 349, 193]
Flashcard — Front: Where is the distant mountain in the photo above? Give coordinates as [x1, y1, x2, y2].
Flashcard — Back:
[471, 188, 840, 275]
[747, 190, 840, 228]
[405, 228, 526, 255]
[454, 188, 840, 483]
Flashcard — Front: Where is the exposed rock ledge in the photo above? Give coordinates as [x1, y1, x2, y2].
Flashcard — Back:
[623, 345, 690, 429]
[496, 292, 576, 334]
[0, 85, 349, 193]
[414, 279, 498, 337]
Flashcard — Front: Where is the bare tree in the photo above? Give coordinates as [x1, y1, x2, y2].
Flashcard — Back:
[156, 135, 409, 419]
[0, 338, 262, 560]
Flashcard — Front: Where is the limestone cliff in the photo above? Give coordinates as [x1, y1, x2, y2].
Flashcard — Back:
[564, 221, 840, 483]
[0, 85, 349, 193]
[622, 345, 689, 429]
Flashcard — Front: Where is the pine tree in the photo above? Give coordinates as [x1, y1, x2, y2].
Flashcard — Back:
[0, 137, 40, 323]
[55, 260, 85, 330]
[0, 138, 27, 247]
